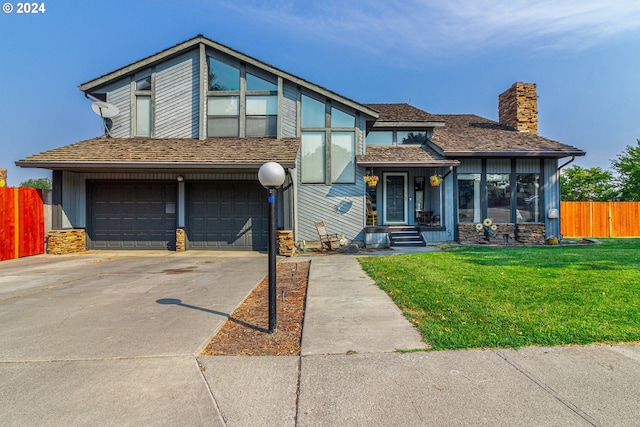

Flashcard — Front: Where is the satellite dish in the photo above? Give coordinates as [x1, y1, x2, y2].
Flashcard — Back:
[91, 101, 119, 137]
[91, 101, 120, 118]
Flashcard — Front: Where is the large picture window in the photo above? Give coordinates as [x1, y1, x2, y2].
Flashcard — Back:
[207, 96, 239, 137]
[517, 174, 540, 222]
[487, 174, 511, 222]
[458, 174, 481, 223]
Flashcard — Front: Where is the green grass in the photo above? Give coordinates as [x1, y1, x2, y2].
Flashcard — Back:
[358, 239, 640, 351]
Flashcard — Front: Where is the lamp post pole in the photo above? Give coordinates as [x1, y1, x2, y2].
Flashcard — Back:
[258, 162, 286, 334]
[267, 187, 277, 333]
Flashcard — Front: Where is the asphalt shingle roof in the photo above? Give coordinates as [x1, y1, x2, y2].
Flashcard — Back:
[429, 114, 585, 157]
[16, 137, 300, 169]
[365, 103, 444, 123]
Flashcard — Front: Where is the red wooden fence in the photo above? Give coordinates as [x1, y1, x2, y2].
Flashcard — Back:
[0, 187, 45, 261]
[561, 201, 640, 238]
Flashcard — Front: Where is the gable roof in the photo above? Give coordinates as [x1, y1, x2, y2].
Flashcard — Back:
[429, 114, 585, 158]
[16, 138, 300, 171]
[79, 35, 378, 120]
[366, 103, 444, 128]
[357, 145, 459, 167]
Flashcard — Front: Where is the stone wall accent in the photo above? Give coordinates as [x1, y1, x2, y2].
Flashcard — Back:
[47, 229, 86, 255]
[516, 223, 546, 245]
[458, 224, 516, 244]
[498, 82, 538, 134]
[277, 230, 295, 256]
[176, 228, 186, 252]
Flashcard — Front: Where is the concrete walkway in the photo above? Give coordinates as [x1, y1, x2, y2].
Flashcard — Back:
[1, 252, 639, 426]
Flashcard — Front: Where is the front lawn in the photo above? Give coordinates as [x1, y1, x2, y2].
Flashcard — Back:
[358, 239, 640, 351]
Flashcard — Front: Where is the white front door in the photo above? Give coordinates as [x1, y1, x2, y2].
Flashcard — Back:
[383, 173, 408, 224]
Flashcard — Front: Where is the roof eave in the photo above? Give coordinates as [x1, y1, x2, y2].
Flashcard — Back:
[15, 160, 297, 170]
[441, 150, 586, 158]
[356, 160, 460, 167]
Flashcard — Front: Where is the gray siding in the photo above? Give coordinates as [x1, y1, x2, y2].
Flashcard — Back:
[516, 159, 540, 173]
[296, 162, 366, 243]
[544, 158, 560, 238]
[487, 159, 510, 173]
[281, 83, 297, 137]
[61, 171, 86, 228]
[457, 159, 481, 173]
[105, 80, 131, 138]
[155, 51, 200, 138]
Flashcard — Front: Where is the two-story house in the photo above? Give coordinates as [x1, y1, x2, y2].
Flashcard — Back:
[17, 35, 585, 253]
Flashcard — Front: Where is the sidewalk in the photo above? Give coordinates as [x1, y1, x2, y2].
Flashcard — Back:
[200, 254, 640, 426]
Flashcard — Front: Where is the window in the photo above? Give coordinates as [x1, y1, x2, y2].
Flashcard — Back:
[301, 95, 325, 128]
[366, 131, 393, 146]
[209, 57, 239, 91]
[487, 174, 511, 222]
[458, 174, 481, 223]
[135, 76, 152, 137]
[397, 131, 427, 145]
[300, 95, 357, 184]
[207, 59, 278, 137]
[207, 96, 239, 137]
[301, 132, 325, 183]
[331, 132, 355, 183]
[331, 107, 355, 128]
[517, 174, 540, 222]
[246, 95, 277, 137]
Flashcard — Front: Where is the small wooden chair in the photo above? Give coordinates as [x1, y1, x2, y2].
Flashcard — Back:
[314, 221, 341, 250]
[366, 199, 378, 226]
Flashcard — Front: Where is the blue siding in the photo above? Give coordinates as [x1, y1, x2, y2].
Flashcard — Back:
[105, 80, 131, 138]
[281, 83, 297, 137]
[544, 159, 560, 238]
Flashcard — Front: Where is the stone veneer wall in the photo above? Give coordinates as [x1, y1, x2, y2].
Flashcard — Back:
[515, 223, 546, 245]
[47, 229, 86, 255]
[176, 228, 186, 252]
[458, 223, 545, 245]
[498, 82, 538, 134]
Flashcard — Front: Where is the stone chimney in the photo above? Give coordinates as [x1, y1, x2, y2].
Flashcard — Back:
[498, 82, 538, 134]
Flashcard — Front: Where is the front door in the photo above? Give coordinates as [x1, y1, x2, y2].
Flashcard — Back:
[383, 173, 407, 224]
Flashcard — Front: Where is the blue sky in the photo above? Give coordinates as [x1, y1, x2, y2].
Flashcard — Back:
[2, 0, 640, 185]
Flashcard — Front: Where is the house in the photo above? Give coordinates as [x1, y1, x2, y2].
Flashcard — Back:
[16, 35, 585, 253]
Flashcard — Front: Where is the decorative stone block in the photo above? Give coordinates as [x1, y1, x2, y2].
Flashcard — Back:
[47, 229, 86, 255]
[176, 228, 186, 252]
[515, 223, 546, 245]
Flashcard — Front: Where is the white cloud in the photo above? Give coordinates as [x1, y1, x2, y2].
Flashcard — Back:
[220, 0, 640, 58]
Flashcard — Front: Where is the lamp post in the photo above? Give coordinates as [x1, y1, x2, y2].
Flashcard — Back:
[257, 162, 286, 333]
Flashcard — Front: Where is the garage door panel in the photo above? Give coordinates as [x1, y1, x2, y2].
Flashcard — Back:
[187, 182, 267, 250]
[89, 182, 176, 250]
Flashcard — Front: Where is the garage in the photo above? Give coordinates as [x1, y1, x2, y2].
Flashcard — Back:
[187, 181, 267, 250]
[88, 182, 177, 250]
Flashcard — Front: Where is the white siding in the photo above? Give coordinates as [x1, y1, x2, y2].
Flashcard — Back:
[155, 50, 200, 138]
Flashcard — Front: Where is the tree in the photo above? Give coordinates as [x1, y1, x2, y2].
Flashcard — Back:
[20, 177, 52, 190]
[611, 139, 640, 201]
[560, 165, 617, 201]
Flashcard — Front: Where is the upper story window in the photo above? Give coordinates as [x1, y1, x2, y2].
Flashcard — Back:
[301, 94, 356, 184]
[135, 76, 152, 137]
[366, 130, 430, 146]
[207, 57, 278, 138]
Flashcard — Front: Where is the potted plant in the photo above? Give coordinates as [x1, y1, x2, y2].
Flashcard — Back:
[430, 174, 442, 186]
[363, 174, 379, 187]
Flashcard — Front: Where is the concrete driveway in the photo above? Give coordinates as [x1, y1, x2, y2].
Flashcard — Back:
[0, 251, 268, 426]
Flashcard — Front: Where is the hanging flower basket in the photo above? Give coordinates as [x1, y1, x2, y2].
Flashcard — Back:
[363, 174, 379, 187]
[430, 174, 442, 186]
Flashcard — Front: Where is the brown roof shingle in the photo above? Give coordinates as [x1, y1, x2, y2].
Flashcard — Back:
[366, 103, 444, 124]
[16, 137, 300, 170]
[430, 114, 585, 157]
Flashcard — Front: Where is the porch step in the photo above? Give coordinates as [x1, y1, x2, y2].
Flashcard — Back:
[389, 227, 425, 247]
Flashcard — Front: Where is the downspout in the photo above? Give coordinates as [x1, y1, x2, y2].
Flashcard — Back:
[556, 156, 575, 239]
